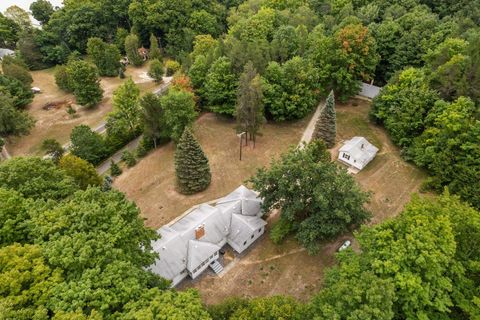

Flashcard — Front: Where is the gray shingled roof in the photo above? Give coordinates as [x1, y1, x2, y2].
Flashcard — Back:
[150, 226, 187, 280]
[228, 214, 267, 246]
[339, 137, 378, 167]
[150, 186, 266, 284]
[187, 240, 221, 272]
[170, 204, 230, 245]
[216, 185, 263, 217]
[359, 83, 381, 99]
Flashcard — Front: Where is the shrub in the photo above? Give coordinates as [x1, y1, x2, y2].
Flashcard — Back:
[121, 150, 136, 167]
[54, 65, 73, 92]
[165, 60, 181, 76]
[59, 154, 102, 189]
[136, 136, 155, 158]
[148, 59, 164, 83]
[110, 160, 122, 177]
[41, 138, 64, 163]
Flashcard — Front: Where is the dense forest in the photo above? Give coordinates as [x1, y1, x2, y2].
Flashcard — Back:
[0, 0, 479, 319]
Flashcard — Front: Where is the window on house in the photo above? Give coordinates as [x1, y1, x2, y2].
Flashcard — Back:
[243, 241, 247, 246]
[342, 153, 350, 160]
[258, 228, 262, 233]
[251, 234, 254, 239]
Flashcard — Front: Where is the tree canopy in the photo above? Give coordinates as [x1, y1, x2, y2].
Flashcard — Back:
[250, 140, 371, 253]
[0, 157, 78, 200]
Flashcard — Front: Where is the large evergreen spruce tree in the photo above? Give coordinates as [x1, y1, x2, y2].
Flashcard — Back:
[314, 90, 336, 148]
[175, 127, 211, 194]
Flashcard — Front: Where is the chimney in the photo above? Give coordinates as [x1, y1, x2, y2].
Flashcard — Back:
[195, 225, 205, 239]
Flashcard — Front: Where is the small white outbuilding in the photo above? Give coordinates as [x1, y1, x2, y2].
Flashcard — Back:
[338, 137, 378, 171]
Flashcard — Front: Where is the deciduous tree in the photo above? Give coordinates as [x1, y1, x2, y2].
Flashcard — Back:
[70, 125, 108, 165]
[250, 140, 371, 253]
[370, 68, 438, 150]
[125, 34, 143, 67]
[66, 60, 103, 107]
[262, 57, 319, 121]
[165, 60, 181, 76]
[111, 78, 141, 134]
[204, 57, 238, 116]
[59, 154, 102, 190]
[148, 59, 164, 83]
[54, 65, 73, 92]
[29, 0, 55, 25]
[0, 13, 20, 49]
[120, 288, 211, 320]
[149, 34, 162, 60]
[87, 37, 121, 77]
[1, 56, 33, 87]
[140, 92, 166, 148]
[41, 138, 64, 163]
[0, 157, 78, 200]
[0, 188, 31, 246]
[412, 97, 480, 209]
[4, 6, 31, 30]
[0, 93, 34, 136]
[161, 88, 198, 142]
[0, 244, 63, 319]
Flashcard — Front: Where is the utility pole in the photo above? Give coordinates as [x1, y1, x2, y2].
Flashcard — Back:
[237, 132, 246, 161]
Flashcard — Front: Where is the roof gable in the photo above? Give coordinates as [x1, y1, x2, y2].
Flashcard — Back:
[229, 214, 267, 245]
[187, 240, 221, 271]
[217, 185, 262, 217]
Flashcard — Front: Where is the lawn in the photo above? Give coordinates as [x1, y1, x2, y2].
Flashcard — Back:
[6, 63, 161, 157]
[115, 98, 426, 305]
[114, 112, 310, 229]
[335, 99, 428, 222]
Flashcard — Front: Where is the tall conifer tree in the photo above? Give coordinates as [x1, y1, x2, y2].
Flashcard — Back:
[314, 90, 336, 148]
[149, 34, 162, 60]
[174, 127, 211, 194]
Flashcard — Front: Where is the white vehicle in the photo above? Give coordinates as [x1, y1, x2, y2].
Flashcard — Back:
[31, 87, 41, 94]
[338, 240, 352, 252]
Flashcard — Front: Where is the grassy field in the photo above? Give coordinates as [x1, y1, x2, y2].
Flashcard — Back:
[335, 99, 428, 222]
[114, 112, 310, 229]
[174, 99, 426, 304]
[6, 63, 160, 157]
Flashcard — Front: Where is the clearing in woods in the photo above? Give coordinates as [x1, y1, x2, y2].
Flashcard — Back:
[6, 63, 160, 157]
[115, 99, 426, 304]
[114, 112, 311, 228]
[178, 99, 426, 304]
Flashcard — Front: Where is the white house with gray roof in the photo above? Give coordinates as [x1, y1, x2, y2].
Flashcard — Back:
[359, 82, 381, 100]
[338, 137, 378, 171]
[149, 185, 266, 286]
[0, 48, 14, 60]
